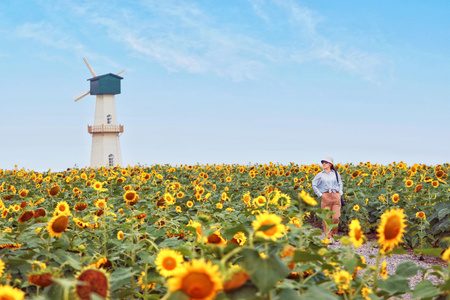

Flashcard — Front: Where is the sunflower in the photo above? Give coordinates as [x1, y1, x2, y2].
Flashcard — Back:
[19, 189, 29, 198]
[95, 199, 106, 209]
[167, 259, 223, 300]
[252, 212, 286, 241]
[28, 272, 55, 288]
[242, 193, 251, 205]
[414, 184, 423, 193]
[416, 211, 426, 220]
[253, 196, 266, 207]
[299, 190, 317, 206]
[0, 284, 25, 300]
[73, 217, 90, 229]
[348, 219, 365, 248]
[93, 181, 103, 191]
[74, 202, 88, 212]
[90, 257, 110, 269]
[230, 232, 247, 246]
[405, 180, 413, 188]
[391, 194, 399, 203]
[432, 180, 439, 188]
[163, 193, 175, 205]
[380, 260, 388, 279]
[223, 268, 250, 292]
[333, 270, 351, 291]
[155, 249, 184, 277]
[117, 231, 124, 240]
[288, 217, 301, 228]
[75, 267, 109, 300]
[18, 211, 34, 223]
[277, 193, 291, 210]
[186, 201, 194, 208]
[47, 215, 69, 238]
[55, 201, 71, 216]
[216, 203, 223, 209]
[353, 205, 360, 211]
[123, 191, 137, 203]
[136, 271, 155, 291]
[0, 259, 4, 277]
[377, 208, 407, 253]
[435, 170, 445, 178]
[48, 185, 60, 197]
[442, 248, 450, 262]
[361, 287, 373, 300]
[177, 192, 184, 198]
[351, 170, 360, 179]
[207, 231, 227, 246]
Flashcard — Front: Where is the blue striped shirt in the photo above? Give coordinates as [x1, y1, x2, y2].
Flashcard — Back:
[312, 170, 343, 198]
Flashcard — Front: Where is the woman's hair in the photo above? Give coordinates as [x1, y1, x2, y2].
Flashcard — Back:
[330, 164, 340, 183]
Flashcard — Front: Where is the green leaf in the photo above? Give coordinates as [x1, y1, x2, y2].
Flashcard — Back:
[395, 261, 421, 278]
[223, 224, 249, 241]
[242, 248, 290, 293]
[298, 284, 339, 300]
[341, 257, 358, 274]
[375, 275, 410, 295]
[167, 290, 189, 300]
[42, 280, 67, 300]
[224, 282, 259, 300]
[158, 237, 184, 248]
[255, 224, 276, 232]
[54, 249, 81, 270]
[412, 281, 442, 299]
[413, 248, 443, 257]
[388, 247, 408, 255]
[438, 207, 450, 220]
[110, 267, 135, 291]
[277, 288, 302, 300]
[292, 250, 324, 263]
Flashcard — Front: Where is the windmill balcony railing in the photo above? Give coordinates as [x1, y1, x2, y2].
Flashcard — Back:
[88, 125, 124, 134]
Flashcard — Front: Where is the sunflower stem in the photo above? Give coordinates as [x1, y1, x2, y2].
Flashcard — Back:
[298, 207, 304, 250]
[372, 251, 382, 291]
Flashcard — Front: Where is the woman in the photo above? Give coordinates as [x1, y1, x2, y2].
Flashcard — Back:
[312, 156, 343, 243]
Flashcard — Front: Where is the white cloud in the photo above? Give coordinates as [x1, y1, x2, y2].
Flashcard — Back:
[13, 0, 389, 82]
[14, 22, 85, 53]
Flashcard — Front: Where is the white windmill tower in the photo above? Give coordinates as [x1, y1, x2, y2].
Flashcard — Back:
[73, 58, 125, 168]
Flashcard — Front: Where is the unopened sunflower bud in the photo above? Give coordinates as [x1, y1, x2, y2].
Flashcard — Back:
[340, 236, 351, 246]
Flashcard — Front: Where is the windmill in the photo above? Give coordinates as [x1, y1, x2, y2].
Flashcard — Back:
[73, 58, 125, 168]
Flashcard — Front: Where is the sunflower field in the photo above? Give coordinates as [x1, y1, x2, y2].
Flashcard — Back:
[0, 162, 449, 300]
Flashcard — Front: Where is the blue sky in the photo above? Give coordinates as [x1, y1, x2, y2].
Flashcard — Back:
[1, 0, 449, 171]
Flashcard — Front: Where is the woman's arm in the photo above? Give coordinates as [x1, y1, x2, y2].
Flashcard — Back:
[312, 174, 322, 197]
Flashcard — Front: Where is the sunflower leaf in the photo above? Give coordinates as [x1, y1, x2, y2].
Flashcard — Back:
[375, 275, 410, 295]
[395, 261, 422, 278]
[412, 281, 442, 299]
[413, 248, 443, 257]
[242, 248, 290, 293]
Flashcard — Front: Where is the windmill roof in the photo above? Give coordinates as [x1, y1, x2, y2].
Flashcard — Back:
[87, 73, 123, 81]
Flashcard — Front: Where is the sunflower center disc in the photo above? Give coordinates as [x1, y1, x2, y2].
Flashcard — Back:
[182, 272, 214, 298]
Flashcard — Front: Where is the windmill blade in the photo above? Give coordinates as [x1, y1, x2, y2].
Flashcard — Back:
[83, 57, 96, 77]
[73, 90, 90, 102]
[117, 70, 125, 76]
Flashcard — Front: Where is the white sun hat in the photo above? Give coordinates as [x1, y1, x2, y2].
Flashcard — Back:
[321, 156, 334, 165]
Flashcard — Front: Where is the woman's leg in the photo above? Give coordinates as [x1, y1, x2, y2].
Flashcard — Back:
[321, 193, 333, 239]
[330, 193, 341, 236]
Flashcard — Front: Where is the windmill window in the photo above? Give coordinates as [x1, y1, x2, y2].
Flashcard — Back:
[108, 154, 114, 167]
[107, 114, 112, 124]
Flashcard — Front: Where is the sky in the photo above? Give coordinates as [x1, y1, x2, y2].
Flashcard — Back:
[1, 0, 449, 172]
